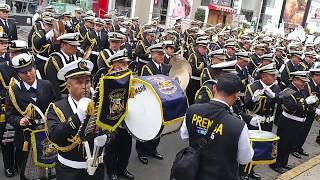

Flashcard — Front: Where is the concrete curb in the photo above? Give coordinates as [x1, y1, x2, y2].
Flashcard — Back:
[276, 154, 320, 180]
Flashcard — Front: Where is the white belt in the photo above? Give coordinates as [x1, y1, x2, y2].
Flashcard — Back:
[77, 47, 84, 54]
[36, 54, 49, 61]
[136, 57, 149, 64]
[253, 115, 275, 123]
[58, 154, 87, 169]
[191, 76, 200, 81]
[91, 51, 99, 56]
[282, 112, 305, 122]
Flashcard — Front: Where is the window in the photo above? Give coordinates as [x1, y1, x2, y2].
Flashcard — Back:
[201, 0, 211, 6]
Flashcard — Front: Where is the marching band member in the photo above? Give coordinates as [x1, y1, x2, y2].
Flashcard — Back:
[28, 11, 53, 48]
[280, 51, 305, 89]
[46, 58, 105, 180]
[31, 16, 56, 78]
[163, 40, 175, 64]
[137, 43, 171, 165]
[251, 53, 276, 80]
[97, 32, 125, 70]
[181, 73, 253, 179]
[274, 46, 286, 70]
[0, 4, 17, 40]
[235, 52, 251, 89]
[293, 65, 320, 158]
[209, 32, 226, 51]
[200, 49, 226, 86]
[103, 49, 134, 180]
[76, 16, 94, 42]
[301, 51, 316, 70]
[135, 29, 156, 74]
[270, 71, 315, 174]
[71, 7, 83, 27]
[247, 44, 266, 74]
[62, 11, 74, 33]
[6, 53, 57, 179]
[186, 37, 209, 104]
[44, 33, 81, 95]
[224, 41, 237, 61]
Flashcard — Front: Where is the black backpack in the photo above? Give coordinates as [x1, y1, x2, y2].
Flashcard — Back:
[170, 121, 217, 180]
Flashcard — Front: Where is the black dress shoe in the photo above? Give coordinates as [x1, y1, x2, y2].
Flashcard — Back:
[270, 166, 287, 174]
[138, 154, 148, 164]
[239, 175, 249, 180]
[148, 152, 164, 160]
[119, 170, 134, 180]
[283, 165, 293, 170]
[316, 137, 320, 145]
[248, 171, 261, 180]
[298, 149, 309, 156]
[109, 174, 119, 180]
[291, 151, 302, 159]
[5, 169, 15, 177]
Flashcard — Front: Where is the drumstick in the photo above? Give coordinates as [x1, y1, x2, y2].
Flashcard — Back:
[257, 118, 262, 132]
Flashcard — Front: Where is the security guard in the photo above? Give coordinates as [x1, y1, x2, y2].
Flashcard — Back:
[137, 43, 170, 164]
[97, 32, 125, 70]
[280, 51, 305, 89]
[44, 33, 81, 95]
[103, 50, 134, 180]
[46, 58, 105, 180]
[135, 29, 156, 74]
[6, 53, 57, 179]
[270, 71, 315, 174]
[0, 4, 17, 40]
[31, 17, 57, 78]
[247, 44, 266, 74]
[186, 38, 209, 105]
[180, 73, 253, 180]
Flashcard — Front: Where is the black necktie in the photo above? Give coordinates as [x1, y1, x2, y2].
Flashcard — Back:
[28, 87, 37, 100]
[69, 56, 74, 63]
[4, 20, 8, 29]
[159, 65, 162, 73]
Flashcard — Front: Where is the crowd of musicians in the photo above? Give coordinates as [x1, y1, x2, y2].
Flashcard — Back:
[0, 2, 319, 180]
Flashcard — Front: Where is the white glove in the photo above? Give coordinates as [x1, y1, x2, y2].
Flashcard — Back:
[249, 116, 261, 127]
[77, 97, 91, 122]
[264, 86, 275, 98]
[305, 95, 318, 105]
[316, 108, 320, 116]
[45, 29, 54, 40]
[94, 134, 108, 147]
[252, 89, 264, 102]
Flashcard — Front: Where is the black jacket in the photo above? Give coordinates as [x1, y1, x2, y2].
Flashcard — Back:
[0, 18, 17, 40]
[140, 60, 171, 76]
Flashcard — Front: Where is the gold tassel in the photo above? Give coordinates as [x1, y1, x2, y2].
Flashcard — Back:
[86, 100, 95, 116]
[22, 141, 29, 151]
[129, 87, 135, 99]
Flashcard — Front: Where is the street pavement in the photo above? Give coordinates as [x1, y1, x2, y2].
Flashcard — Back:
[0, 26, 319, 180]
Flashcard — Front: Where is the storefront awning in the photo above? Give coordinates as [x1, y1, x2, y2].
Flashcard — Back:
[208, 3, 236, 14]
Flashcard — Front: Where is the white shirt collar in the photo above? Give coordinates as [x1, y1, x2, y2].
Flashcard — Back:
[259, 80, 267, 89]
[165, 54, 170, 59]
[1, 53, 5, 58]
[68, 95, 79, 114]
[152, 60, 161, 69]
[23, 79, 37, 90]
[236, 64, 243, 70]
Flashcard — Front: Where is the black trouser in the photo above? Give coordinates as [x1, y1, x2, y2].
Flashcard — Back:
[1, 142, 15, 170]
[104, 128, 132, 176]
[186, 79, 200, 105]
[0, 122, 15, 171]
[136, 137, 160, 156]
[296, 114, 314, 151]
[273, 116, 302, 167]
[56, 161, 104, 180]
[15, 145, 28, 180]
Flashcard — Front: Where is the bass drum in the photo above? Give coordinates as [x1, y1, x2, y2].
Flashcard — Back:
[124, 75, 188, 141]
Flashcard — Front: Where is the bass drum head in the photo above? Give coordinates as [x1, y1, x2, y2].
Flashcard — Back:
[124, 80, 162, 141]
[248, 130, 277, 140]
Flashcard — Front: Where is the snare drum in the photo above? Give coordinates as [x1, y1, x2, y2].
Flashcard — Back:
[124, 75, 188, 141]
[245, 130, 280, 174]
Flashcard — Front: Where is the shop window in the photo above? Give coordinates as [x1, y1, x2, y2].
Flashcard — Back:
[115, 0, 132, 17]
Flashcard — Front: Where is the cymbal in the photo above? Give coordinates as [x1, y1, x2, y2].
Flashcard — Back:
[169, 56, 192, 76]
[169, 68, 190, 91]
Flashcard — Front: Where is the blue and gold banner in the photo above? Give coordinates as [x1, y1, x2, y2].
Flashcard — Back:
[31, 129, 57, 168]
[139, 75, 188, 125]
[96, 71, 132, 132]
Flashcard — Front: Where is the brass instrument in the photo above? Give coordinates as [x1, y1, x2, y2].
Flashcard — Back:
[169, 56, 192, 91]
[52, 20, 65, 44]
